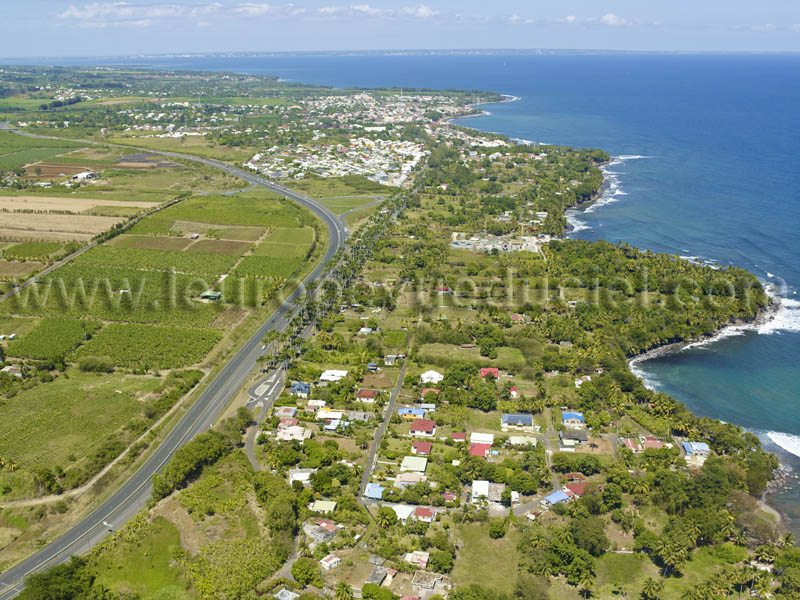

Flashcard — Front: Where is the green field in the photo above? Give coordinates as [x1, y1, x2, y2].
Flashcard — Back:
[0, 370, 163, 469]
[3, 241, 64, 260]
[288, 175, 389, 198]
[128, 192, 308, 235]
[74, 245, 239, 279]
[5, 317, 100, 361]
[416, 343, 526, 371]
[72, 323, 222, 369]
[93, 516, 189, 597]
[452, 523, 520, 594]
[0, 130, 83, 170]
[232, 256, 299, 280]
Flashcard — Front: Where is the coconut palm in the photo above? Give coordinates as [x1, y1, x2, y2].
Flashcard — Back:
[754, 575, 772, 599]
[555, 527, 573, 545]
[578, 571, 594, 598]
[642, 577, 664, 600]
[754, 544, 776, 563]
[680, 588, 701, 600]
[334, 582, 354, 600]
[376, 509, 393, 529]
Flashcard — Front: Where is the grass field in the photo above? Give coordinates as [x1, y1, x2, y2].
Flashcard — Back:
[107, 133, 254, 163]
[93, 516, 190, 597]
[452, 523, 520, 594]
[288, 175, 389, 198]
[318, 196, 382, 215]
[0, 370, 162, 469]
[416, 343, 526, 371]
[3, 241, 65, 260]
[0, 260, 43, 279]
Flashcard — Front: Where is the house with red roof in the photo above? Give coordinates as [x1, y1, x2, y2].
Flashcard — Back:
[643, 436, 664, 450]
[410, 419, 436, 437]
[421, 388, 440, 399]
[414, 506, 434, 523]
[565, 482, 586, 497]
[451, 432, 466, 442]
[509, 386, 519, 399]
[411, 441, 432, 456]
[479, 367, 499, 379]
[356, 389, 378, 403]
[623, 438, 643, 453]
[469, 443, 492, 458]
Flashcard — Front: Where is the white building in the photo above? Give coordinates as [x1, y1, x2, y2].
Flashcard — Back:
[420, 370, 444, 384]
[320, 369, 348, 383]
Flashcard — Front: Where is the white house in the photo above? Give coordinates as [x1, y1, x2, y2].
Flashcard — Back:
[419, 370, 444, 384]
[277, 425, 311, 443]
[470, 432, 495, 446]
[320, 553, 341, 570]
[320, 369, 348, 383]
[400, 456, 428, 473]
[288, 468, 316, 487]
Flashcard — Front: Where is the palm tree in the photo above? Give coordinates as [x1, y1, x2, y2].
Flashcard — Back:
[754, 544, 776, 563]
[578, 571, 594, 598]
[334, 582, 354, 600]
[376, 510, 393, 529]
[556, 527, 573, 545]
[642, 577, 664, 600]
[754, 575, 772, 599]
[533, 561, 554, 578]
[680, 588, 701, 600]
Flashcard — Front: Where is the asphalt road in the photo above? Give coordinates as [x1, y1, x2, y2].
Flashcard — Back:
[359, 361, 408, 501]
[0, 128, 346, 598]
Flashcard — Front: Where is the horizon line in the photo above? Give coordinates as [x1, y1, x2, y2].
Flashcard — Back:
[2, 47, 800, 61]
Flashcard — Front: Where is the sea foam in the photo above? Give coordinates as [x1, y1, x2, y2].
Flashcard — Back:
[767, 431, 800, 459]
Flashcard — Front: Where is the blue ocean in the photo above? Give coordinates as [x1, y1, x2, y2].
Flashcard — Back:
[6, 52, 800, 523]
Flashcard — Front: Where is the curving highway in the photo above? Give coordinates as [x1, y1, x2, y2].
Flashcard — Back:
[0, 127, 347, 598]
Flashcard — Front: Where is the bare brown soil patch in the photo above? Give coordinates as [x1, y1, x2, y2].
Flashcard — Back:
[210, 306, 251, 329]
[0, 213, 124, 242]
[0, 260, 43, 278]
[362, 370, 395, 389]
[218, 227, 265, 242]
[0, 196, 157, 213]
[23, 163, 88, 178]
[151, 497, 205, 556]
[186, 239, 251, 255]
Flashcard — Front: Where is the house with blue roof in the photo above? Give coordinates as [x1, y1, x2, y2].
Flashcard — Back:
[682, 441, 711, 457]
[562, 411, 585, 429]
[398, 407, 426, 420]
[290, 381, 310, 398]
[543, 490, 570, 506]
[501, 413, 534, 432]
[365, 483, 385, 500]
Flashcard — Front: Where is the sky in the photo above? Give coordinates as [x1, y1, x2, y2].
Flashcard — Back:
[1, 1, 799, 56]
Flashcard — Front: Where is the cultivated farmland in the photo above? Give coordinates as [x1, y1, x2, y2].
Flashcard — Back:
[5, 317, 101, 361]
[71, 323, 222, 369]
[0, 213, 125, 242]
[0, 195, 159, 213]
